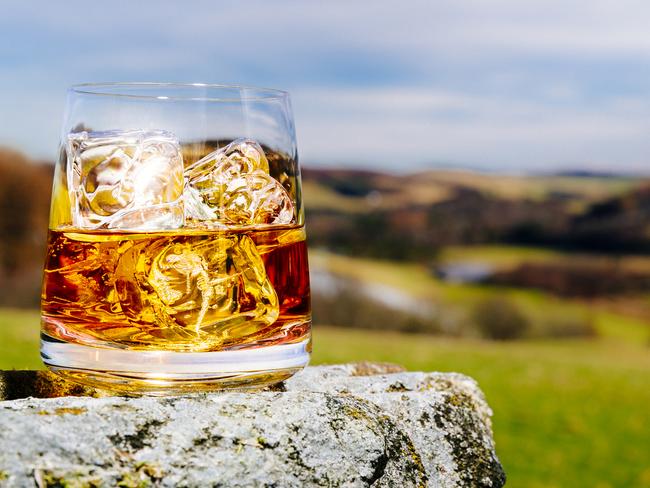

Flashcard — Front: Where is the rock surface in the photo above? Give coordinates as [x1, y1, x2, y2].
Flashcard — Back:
[0, 364, 505, 487]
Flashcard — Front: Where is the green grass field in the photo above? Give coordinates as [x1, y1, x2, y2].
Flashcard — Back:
[1, 308, 648, 487]
[314, 326, 650, 488]
[0, 308, 41, 369]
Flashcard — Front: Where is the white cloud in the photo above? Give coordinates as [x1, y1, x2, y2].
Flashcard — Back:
[293, 87, 650, 171]
[1, 0, 650, 170]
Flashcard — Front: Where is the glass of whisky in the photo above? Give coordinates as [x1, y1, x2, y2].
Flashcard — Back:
[41, 83, 310, 393]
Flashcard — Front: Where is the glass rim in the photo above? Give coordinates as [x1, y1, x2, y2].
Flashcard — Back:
[69, 82, 290, 102]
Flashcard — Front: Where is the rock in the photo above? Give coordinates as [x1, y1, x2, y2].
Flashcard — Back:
[0, 370, 102, 400]
[0, 364, 505, 487]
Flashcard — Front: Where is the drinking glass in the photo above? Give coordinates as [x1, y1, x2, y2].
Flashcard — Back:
[41, 83, 311, 393]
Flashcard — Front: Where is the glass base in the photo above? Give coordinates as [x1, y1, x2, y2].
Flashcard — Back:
[41, 337, 310, 395]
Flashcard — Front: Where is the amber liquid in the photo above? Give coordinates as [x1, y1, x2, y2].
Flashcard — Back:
[41, 225, 310, 352]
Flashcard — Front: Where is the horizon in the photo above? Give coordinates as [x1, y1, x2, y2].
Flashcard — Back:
[6, 145, 647, 178]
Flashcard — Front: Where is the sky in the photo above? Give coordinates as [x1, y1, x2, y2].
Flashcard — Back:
[1, 0, 650, 172]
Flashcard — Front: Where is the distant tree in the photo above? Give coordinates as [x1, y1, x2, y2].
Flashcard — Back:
[0, 148, 52, 306]
[472, 297, 529, 340]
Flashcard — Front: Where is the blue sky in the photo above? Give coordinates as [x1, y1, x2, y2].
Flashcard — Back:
[1, 0, 650, 172]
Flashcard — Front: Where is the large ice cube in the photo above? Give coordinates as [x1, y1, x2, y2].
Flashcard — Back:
[68, 130, 184, 230]
[114, 235, 279, 343]
[184, 138, 294, 226]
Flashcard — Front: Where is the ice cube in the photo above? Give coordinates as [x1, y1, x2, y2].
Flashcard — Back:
[221, 171, 295, 225]
[184, 138, 294, 226]
[185, 138, 269, 191]
[114, 234, 279, 342]
[68, 130, 184, 230]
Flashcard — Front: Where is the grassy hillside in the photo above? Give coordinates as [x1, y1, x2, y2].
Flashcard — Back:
[307, 245, 650, 486]
[310, 247, 650, 339]
[304, 168, 650, 259]
[302, 167, 638, 213]
[0, 309, 648, 487]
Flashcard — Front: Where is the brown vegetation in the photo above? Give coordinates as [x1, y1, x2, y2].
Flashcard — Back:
[303, 168, 650, 259]
[489, 261, 650, 297]
[472, 297, 529, 340]
[0, 148, 52, 306]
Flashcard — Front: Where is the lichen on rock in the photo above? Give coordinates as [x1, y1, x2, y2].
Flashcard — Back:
[0, 364, 505, 487]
